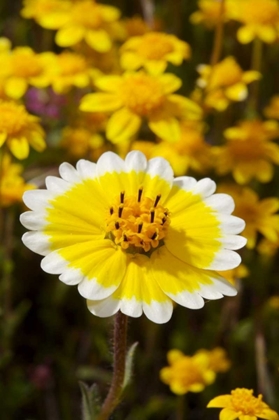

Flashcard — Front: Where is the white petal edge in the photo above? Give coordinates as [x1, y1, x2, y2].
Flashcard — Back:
[59, 268, 84, 285]
[208, 249, 242, 270]
[197, 276, 237, 300]
[87, 297, 121, 318]
[78, 277, 118, 300]
[59, 162, 81, 183]
[22, 231, 50, 256]
[22, 190, 54, 211]
[76, 159, 97, 180]
[143, 299, 173, 324]
[146, 157, 174, 185]
[45, 176, 71, 195]
[166, 290, 205, 309]
[173, 176, 197, 191]
[204, 194, 235, 214]
[220, 235, 247, 250]
[219, 214, 246, 235]
[191, 178, 216, 198]
[125, 150, 147, 173]
[96, 151, 125, 177]
[119, 298, 143, 318]
[20, 211, 47, 230]
[41, 251, 68, 274]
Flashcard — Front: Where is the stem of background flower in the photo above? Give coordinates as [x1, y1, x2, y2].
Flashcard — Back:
[176, 395, 186, 420]
[96, 311, 128, 420]
[247, 38, 263, 116]
[210, 0, 225, 67]
[141, 0, 155, 27]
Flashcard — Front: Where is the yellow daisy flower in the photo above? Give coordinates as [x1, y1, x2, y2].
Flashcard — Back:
[219, 184, 279, 249]
[0, 153, 34, 207]
[264, 95, 279, 119]
[132, 121, 212, 176]
[207, 388, 279, 420]
[160, 349, 216, 394]
[123, 16, 153, 37]
[196, 57, 261, 111]
[195, 347, 231, 373]
[190, 0, 233, 28]
[21, 0, 71, 29]
[47, 51, 94, 94]
[0, 100, 46, 159]
[257, 237, 279, 256]
[0, 46, 53, 99]
[120, 32, 191, 75]
[32, 0, 121, 52]
[20, 151, 246, 323]
[80, 71, 202, 143]
[213, 120, 279, 184]
[230, 0, 279, 44]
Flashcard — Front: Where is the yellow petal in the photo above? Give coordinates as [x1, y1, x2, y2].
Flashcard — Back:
[9, 137, 29, 160]
[160, 73, 182, 94]
[207, 395, 232, 407]
[95, 75, 122, 92]
[237, 26, 255, 44]
[258, 26, 277, 43]
[120, 52, 142, 71]
[225, 83, 247, 101]
[148, 116, 181, 142]
[144, 60, 167, 75]
[242, 70, 261, 83]
[80, 93, 122, 112]
[5, 78, 27, 99]
[55, 25, 85, 47]
[106, 108, 141, 143]
[85, 29, 112, 52]
[0, 132, 7, 147]
[220, 408, 239, 420]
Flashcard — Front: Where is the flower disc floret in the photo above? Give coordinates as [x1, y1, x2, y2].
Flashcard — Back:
[20, 151, 246, 324]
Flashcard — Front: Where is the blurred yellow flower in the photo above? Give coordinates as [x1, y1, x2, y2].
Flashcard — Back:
[257, 237, 279, 257]
[214, 120, 279, 184]
[207, 388, 279, 420]
[264, 95, 279, 119]
[0, 100, 46, 159]
[196, 57, 261, 111]
[120, 32, 191, 75]
[80, 71, 201, 143]
[132, 121, 212, 176]
[21, 0, 71, 28]
[0, 153, 34, 207]
[0, 46, 53, 99]
[190, 0, 233, 28]
[47, 51, 94, 94]
[218, 184, 279, 249]
[123, 16, 153, 37]
[160, 349, 216, 395]
[230, 0, 279, 43]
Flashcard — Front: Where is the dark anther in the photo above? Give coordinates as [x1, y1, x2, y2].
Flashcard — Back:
[123, 234, 128, 242]
[138, 187, 143, 202]
[150, 210, 155, 223]
[138, 223, 143, 233]
[154, 195, 161, 207]
[120, 191, 125, 203]
[110, 207, 114, 215]
[161, 217, 166, 225]
[151, 232, 157, 240]
[115, 221, 120, 229]
[118, 206, 123, 218]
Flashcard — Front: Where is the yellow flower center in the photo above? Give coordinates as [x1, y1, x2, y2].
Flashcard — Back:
[72, 1, 102, 28]
[120, 73, 165, 115]
[230, 389, 264, 415]
[174, 358, 204, 386]
[0, 102, 29, 134]
[137, 34, 174, 60]
[241, 0, 279, 24]
[11, 52, 43, 78]
[106, 189, 170, 253]
[57, 53, 87, 75]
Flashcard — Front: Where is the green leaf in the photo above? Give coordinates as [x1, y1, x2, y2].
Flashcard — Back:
[122, 342, 138, 390]
[79, 381, 101, 420]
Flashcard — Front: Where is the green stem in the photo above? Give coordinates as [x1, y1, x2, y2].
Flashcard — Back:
[210, 0, 225, 67]
[176, 395, 186, 420]
[248, 38, 263, 116]
[96, 311, 128, 420]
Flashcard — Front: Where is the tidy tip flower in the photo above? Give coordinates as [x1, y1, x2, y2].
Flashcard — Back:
[20, 151, 246, 323]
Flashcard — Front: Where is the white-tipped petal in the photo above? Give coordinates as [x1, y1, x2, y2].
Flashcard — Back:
[78, 277, 117, 300]
[191, 178, 216, 198]
[219, 214, 246, 235]
[96, 151, 125, 177]
[209, 249, 242, 270]
[41, 251, 68, 274]
[147, 157, 173, 184]
[204, 194, 235, 214]
[221, 235, 247, 250]
[59, 269, 84, 285]
[143, 300, 173, 324]
[76, 159, 97, 179]
[59, 162, 81, 183]
[125, 150, 147, 173]
[22, 231, 50, 256]
[87, 297, 121, 318]
[23, 190, 54, 211]
[119, 298, 143, 318]
[198, 276, 237, 300]
[20, 211, 47, 230]
[173, 176, 197, 191]
[45, 176, 71, 194]
[167, 290, 205, 309]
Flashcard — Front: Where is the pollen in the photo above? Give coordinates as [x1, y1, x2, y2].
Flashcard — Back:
[119, 73, 165, 116]
[106, 188, 170, 252]
[0, 101, 30, 134]
[230, 388, 264, 415]
[137, 34, 174, 60]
